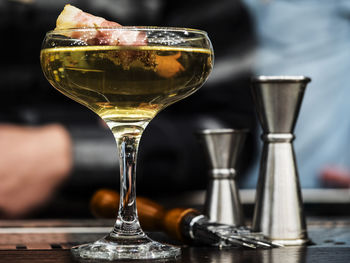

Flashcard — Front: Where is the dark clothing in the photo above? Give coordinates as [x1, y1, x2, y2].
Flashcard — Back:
[0, 0, 256, 217]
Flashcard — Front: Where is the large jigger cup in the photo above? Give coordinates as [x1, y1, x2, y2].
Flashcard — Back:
[251, 76, 311, 246]
[197, 129, 247, 226]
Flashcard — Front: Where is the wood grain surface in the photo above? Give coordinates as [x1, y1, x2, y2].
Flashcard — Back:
[0, 219, 348, 262]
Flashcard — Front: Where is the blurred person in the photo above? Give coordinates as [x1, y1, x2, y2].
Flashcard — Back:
[3, 0, 350, 219]
[0, 0, 256, 218]
[241, 0, 350, 189]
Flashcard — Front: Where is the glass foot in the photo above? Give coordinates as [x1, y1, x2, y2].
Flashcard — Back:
[71, 233, 181, 261]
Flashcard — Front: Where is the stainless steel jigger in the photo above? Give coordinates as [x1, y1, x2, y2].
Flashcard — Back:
[251, 76, 311, 246]
[197, 129, 247, 226]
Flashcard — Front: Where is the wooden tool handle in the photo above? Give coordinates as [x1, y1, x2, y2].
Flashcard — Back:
[90, 189, 200, 241]
[162, 207, 200, 241]
[90, 189, 166, 231]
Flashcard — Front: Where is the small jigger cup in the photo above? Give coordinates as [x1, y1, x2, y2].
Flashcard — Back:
[251, 76, 311, 246]
[197, 129, 248, 226]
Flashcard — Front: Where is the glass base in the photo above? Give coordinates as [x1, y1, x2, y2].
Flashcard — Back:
[71, 233, 181, 261]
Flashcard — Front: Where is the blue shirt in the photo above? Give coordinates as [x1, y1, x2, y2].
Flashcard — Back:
[241, 0, 350, 188]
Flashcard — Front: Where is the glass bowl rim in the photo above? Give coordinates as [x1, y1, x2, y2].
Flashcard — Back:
[46, 26, 208, 36]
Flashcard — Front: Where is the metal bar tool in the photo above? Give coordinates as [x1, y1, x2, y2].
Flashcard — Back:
[251, 76, 311, 245]
[193, 128, 280, 248]
[91, 190, 280, 249]
[196, 129, 247, 226]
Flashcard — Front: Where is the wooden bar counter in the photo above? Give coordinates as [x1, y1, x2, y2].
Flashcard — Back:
[0, 218, 348, 262]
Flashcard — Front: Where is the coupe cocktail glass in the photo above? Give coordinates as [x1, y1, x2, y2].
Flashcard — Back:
[40, 27, 213, 260]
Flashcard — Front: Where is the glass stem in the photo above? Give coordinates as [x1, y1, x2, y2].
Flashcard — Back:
[109, 123, 146, 237]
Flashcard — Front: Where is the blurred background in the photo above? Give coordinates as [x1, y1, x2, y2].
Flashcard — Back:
[0, 0, 349, 219]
